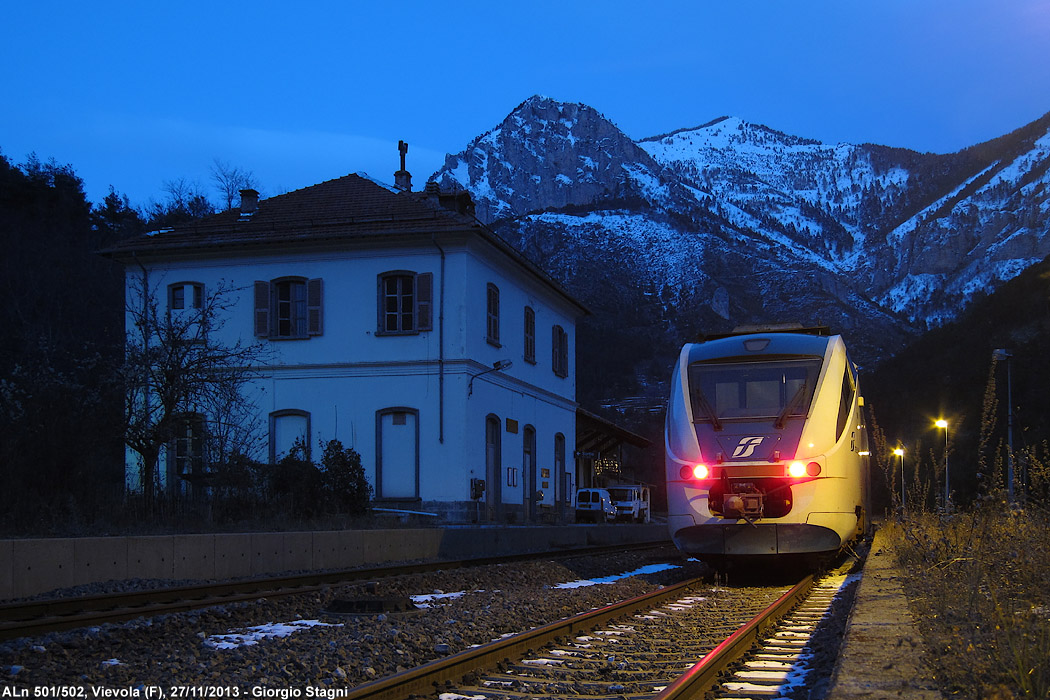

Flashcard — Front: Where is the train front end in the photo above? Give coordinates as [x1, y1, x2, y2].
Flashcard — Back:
[665, 329, 869, 564]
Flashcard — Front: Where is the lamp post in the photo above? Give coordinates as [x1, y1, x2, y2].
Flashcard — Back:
[993, 349, 1015, 502]
[893, 447, 905, 511]
[936, 419, 949, 507]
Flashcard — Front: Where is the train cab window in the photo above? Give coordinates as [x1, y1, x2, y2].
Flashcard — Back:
[836, 365, 856, 440]
[688, 358, 822, 425]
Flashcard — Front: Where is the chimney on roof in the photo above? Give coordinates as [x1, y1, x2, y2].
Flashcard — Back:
[239, 188, 259, 214]
[422, 181, 476, 217]
[394, 140, 412, 192]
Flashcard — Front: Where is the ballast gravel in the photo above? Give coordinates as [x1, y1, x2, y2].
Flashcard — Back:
[1, 549, 714, 689]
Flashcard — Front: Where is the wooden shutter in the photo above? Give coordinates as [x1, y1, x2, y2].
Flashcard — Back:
[307, 278, 323, 335]
[553, 325, 568, 377]
[416, 272, 433, 331]
[253, 281, 270, 338]
[552, 325, 561, 373]
[559, 327, 569, 377]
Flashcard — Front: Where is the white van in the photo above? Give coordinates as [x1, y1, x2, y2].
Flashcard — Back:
[607, 485, 651, 523]
[574, 488, 616, 523]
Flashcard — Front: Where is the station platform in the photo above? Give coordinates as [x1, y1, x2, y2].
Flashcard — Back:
[0, 523, 669, 600]
[826, 528, 944, 699]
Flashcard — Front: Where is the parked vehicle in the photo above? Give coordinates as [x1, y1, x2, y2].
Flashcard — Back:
[574, 488, 616, 523]
[607, 485, 651, 523]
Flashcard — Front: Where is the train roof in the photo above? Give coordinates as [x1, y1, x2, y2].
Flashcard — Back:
[684, 329, 842, 363]
[698, 324, 831, 341]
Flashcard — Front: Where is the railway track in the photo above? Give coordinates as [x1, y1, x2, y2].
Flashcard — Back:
[341, 576, 817, 700]
[1, 545, 864, 694]
[709, 572, 858, 699]
[0, 541, 671, 641]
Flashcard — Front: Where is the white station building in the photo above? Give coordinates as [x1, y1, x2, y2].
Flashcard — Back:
[105, 171, 591, 522]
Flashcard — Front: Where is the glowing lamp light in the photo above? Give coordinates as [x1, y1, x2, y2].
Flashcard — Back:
[681, 464, 710, 480]
[789, 461, 822, 478]
[935, 419, 948, 429]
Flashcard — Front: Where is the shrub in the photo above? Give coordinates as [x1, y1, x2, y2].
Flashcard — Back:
[888, 509, 1050, 698]
[319, 439, 373, 515]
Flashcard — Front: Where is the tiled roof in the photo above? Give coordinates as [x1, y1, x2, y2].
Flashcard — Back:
[102, 173, 587, 314]
[103, 174, 481, 254]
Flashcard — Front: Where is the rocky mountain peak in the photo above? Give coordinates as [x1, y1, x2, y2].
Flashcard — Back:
[429, 99, 1050, 378]
[433, 95, 666, 223]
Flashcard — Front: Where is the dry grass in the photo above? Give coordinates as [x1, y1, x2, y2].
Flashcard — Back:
[886, 507, 1050, 698]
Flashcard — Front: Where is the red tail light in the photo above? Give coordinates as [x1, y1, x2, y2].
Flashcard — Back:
[788, 461, 821, 478]
[680, 464, 709, 480]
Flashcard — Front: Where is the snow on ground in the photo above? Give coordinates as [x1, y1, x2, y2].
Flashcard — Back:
[203, 619, 344, 650]
[552, 563, 680, 589]
[199, 562, 678, 651]
[410, 590, 470, 607]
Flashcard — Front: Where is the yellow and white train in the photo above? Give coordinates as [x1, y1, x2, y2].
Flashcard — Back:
[665, 326, 871, 566]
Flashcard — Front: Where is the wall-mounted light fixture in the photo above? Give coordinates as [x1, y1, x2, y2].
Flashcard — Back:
[468, 359, 513, 396]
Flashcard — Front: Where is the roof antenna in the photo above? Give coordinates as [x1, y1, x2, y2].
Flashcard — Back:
[394, 140, 412, 192]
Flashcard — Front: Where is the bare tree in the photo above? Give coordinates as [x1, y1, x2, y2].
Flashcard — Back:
[211, 159, 259, 211]
[146, 178, 215, 227]
[122, 276, 267, 514]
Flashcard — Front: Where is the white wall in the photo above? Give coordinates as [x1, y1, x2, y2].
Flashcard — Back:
[122, 235, 582, 514]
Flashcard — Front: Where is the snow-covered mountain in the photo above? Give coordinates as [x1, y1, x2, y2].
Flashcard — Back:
[431, 96, 1050, 398]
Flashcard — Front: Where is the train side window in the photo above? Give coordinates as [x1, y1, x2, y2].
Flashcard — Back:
[836, 365, 856, 440]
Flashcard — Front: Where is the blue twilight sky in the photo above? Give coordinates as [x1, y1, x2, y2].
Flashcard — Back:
[2, 1, 1049, 208]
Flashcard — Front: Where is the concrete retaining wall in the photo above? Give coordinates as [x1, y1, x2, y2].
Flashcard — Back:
[0, 524, 669, 600]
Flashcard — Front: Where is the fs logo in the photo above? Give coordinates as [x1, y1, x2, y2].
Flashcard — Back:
[731, 436, 765, 459]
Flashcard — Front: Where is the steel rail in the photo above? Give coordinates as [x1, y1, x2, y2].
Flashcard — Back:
[0, 540, 671, 641]
[653, 573, 817, 700]
[339, 577, 704, 700]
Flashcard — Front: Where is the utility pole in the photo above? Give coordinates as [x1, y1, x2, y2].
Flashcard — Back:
[994, 349, 1015, 502]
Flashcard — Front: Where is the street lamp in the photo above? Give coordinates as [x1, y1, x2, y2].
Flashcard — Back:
[893, 447, 905, 511]
[935, 419, 949, 506]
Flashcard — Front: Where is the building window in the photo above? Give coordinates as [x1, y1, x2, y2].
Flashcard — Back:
[524, 306, 536, 364]
[169, 413, 207, 485]
[486, 283, 500, 346]
[485, 414, 503, 520]
[169, 282, 203, 310]
[555, 432, 568, 503]
[254, 277, 323, 339]
[377, 407, 420, 500]
[377, 271, 433, 335]
[269, 409, 311, 463]
[552, 325, 569, 378]
[168, 282, 207, 341]
[524, 424, 537, 518]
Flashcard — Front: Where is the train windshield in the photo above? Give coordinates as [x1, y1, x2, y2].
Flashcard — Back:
[687, 357, 822, 426]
